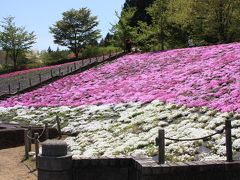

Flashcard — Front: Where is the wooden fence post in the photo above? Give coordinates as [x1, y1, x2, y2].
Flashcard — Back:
[74, 63, 76, 70]
[156, 129, 165, 164]
[8, 84, 11, 94]
[29, 78, 32, 87]
[50, 69, 53, 78]
[226, 119, 233, 162]
[18, 81, 21, 91]
[24, 129, 29, 159]
[81, 60, 83, 67]
[45, 123, 49, 140]
[34, 133, 39, 164]
[28, 126, 32, 152]
[39, 74, 42, 83]
[67, 66, 70, 74]
[56, 116, 62, 139]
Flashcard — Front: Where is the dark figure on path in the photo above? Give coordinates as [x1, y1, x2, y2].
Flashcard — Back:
[125, 38, 132, 53]
[187, 37, 194, 47]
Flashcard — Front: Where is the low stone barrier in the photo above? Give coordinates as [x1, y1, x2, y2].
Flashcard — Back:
[0, 124, 58, 149]
[38, 140, 72, 180]
[37, 140, 240, 180]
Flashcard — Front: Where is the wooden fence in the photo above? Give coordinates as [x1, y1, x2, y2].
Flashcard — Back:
[24, 116, 62, 160]
[155, 119, 237, 164]
[0, 52, 123, 98]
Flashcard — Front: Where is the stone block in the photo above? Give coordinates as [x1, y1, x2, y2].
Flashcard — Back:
[38, 154, 72, 171]
[38, 170, 72, 180]
[42, 140, 67, 156]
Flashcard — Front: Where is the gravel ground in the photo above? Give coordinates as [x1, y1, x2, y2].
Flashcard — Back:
[0, 146, 37, 180]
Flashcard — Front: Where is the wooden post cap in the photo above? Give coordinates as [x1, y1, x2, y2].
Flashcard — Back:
[42, 140, 68, 157]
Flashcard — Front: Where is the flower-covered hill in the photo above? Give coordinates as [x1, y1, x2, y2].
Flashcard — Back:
[1, 43, 240, 112]
[1, 43, 240, 161]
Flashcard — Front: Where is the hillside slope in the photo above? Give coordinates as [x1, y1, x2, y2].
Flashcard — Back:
[1, 43, 240, 162]
[1, 43, 240, 112]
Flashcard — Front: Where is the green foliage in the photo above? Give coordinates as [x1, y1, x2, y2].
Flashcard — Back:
[0, 64, 14, 74]
[50, 8, 101, 58]
[111, 7, 137, 49]
[101, 33, 114, 47]
[189, 0, 240, 43]
[147, 0, 170, 50]
[114, 0, 240, 51]
[82, 46, 120, 58]
[0, 16, 36, 70]
[123, 0, 155, 26]
[41, 50, 70, 65]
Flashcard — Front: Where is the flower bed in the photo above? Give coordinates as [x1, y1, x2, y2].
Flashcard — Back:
[1, 101, 240, 161]
[1, 43, 240, 161]
[1, 43, 240, 112]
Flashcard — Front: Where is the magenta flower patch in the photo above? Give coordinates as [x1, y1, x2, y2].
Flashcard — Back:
[1, 43, 240, 112]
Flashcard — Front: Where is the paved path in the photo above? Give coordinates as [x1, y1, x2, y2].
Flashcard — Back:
[0, 146, 37, 180]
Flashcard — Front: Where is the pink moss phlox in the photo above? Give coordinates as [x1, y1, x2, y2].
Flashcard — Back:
[1, 43, 240, 113]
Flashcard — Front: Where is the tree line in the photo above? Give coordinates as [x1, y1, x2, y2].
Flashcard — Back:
[112, 0, 240, 51]
[1, 0, 239, 71]
[0, 8, 104, 70]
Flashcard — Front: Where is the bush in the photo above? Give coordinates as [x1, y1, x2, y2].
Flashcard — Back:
[0, 64, 14, 74]
[41, 50, 70, 65]
[82, 46, 121, 58]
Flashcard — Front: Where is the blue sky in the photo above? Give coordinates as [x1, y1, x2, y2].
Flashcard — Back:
[0, 0, 125, 51]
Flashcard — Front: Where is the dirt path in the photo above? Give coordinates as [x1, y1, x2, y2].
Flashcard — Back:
[0, 146, 37, 180]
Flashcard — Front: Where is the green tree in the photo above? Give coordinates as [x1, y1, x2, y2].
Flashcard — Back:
[103, 33, 114, 46]
[47, 46, 52, 53]
[123, 0, 155, 26]
[0, 16, 36, 69]
[50, 8, 101, 58]
[186, 0, 240, 44]
[147, 0, 170, 50]
[111, 7, 137, 49]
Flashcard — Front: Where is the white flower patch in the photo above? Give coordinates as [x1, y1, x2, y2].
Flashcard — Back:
[0, 107, 8, 114]
[233, 139, 240, 150]
[2, 100, 240, 161]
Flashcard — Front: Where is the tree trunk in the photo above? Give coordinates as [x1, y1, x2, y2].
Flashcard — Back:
[13, 57, 17, 70]
[75, 52, 79, 59]
[5, 51, 8, 65]
[13, 51, 17, 70]
[160, 17, 164, 50]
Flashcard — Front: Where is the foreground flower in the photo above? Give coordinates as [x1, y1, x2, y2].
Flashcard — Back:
[1, 100, 240, 161]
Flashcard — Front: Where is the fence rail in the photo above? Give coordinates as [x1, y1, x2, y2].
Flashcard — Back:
[155, 118, 239, 164]
[24, 115, 62, 160]
[0, 51, 123, 98]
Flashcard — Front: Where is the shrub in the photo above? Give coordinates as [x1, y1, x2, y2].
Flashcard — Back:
[82, 46, 121, 58]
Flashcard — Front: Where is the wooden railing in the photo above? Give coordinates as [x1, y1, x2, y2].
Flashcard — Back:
[155, 119, 237, 164]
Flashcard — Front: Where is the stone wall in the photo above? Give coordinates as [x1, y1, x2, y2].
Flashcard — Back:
[0, 126, 58, 149]
[72, 158, 133, 180]
[69, 158, 240, 180]
[133, 158, 240, 180]
[38, 141, 240, 180]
